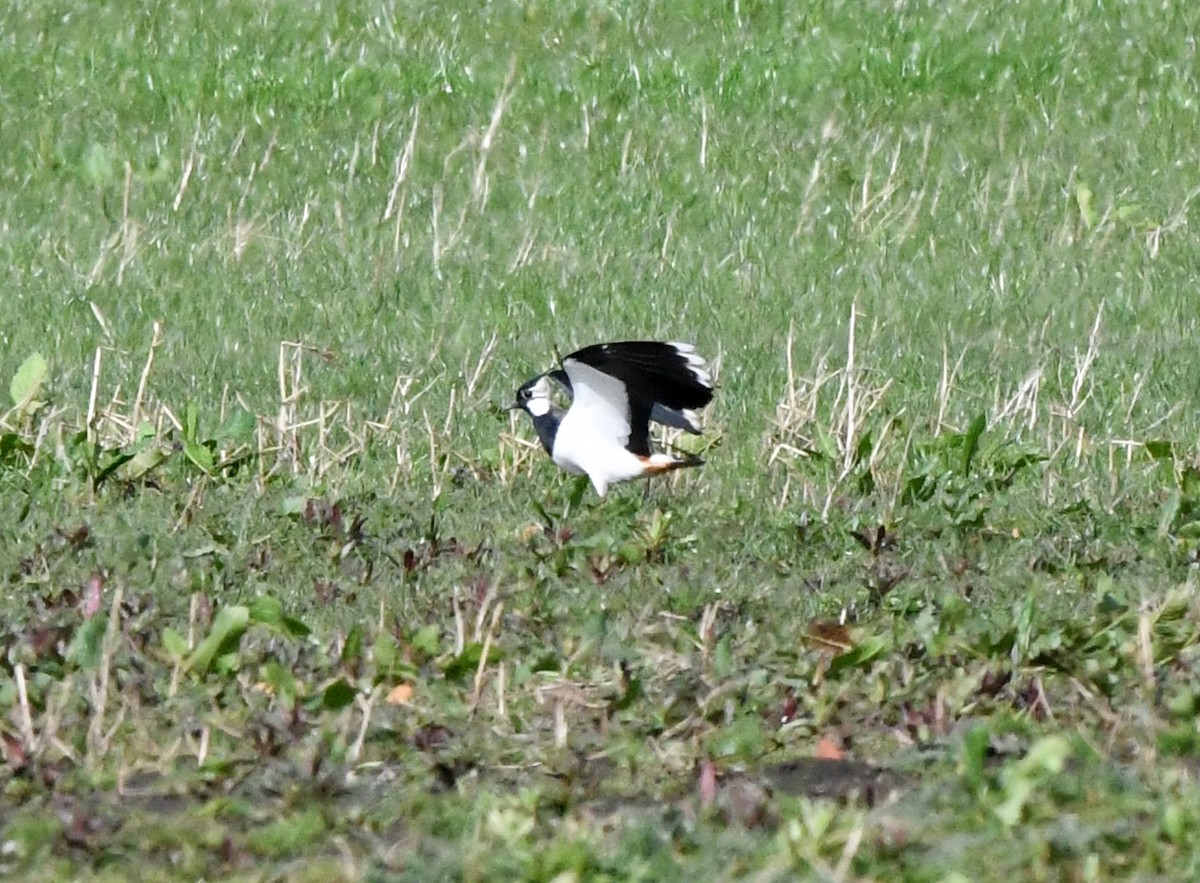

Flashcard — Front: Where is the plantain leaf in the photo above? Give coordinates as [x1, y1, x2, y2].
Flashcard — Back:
[10, 352, 48, 410]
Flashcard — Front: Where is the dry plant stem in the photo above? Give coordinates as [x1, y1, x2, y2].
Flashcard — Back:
[172, 474, 208, 533]
[1136, 610, 1155, 692]
[936, 340, 968, 435]
[698, 602, 720, 661]
[87, 347, 103, 446]
[131, 322, 165, 442]
[87, 585, 125, 765]
[348, 687, 381, 765]
[465, 334, 499, 399]
[14, 663, 35, 750]
[1067, 301, 1104, 420]
[472, 57, 517, 209]
[452, 586, 465, 656]
[26, 405, 65, 469]
[196, 725, 210, 767]
[89, 300, 113, 340]
[424, 409, 442, 498]
[36, 680, 77, 765]
[841, 301, 858, 479]
[998, 368, 1043, 431]
[172, 120, 200, 211]
[470, 602, 504, 711]
[383, 105, 419, 223]
[441, 387, 456, 437]
[554, 698, 568, 749]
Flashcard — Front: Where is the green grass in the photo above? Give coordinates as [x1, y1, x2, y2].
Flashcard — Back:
[4, 0, 1200, 879]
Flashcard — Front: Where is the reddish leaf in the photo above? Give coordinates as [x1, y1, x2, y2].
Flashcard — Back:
[815, 735, 844, 760]
[411, 725, 451, 752]
[386, 683, 415, 705]
[978, 669, 1012, 697]
[1, 733, 26, 771]
[313, 579, 339, 604]
[779, 691, 799, 726]
[82, 572, 104, 618]
[806, 620, 853, 654]
[698, 759, 718, 809]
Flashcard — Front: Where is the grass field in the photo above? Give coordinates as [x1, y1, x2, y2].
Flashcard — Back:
[4, 0, 1200, 879]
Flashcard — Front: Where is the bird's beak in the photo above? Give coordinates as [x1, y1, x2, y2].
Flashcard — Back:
[505, 402, 521, 412]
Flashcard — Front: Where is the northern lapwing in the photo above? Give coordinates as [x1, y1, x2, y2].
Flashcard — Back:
[510, 341, 714, 497]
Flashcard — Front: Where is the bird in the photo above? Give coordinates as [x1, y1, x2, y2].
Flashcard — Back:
[509, 341, 714, 497]
[542, 368, 705, 436]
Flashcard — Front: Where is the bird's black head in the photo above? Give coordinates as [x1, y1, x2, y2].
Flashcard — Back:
[509, 373, 562, 455]
[511, 374, 555, 417]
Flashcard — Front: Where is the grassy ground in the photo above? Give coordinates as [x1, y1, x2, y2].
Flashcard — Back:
[3, 0, 1200, 879]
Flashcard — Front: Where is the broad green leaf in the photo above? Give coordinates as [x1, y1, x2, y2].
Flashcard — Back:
[713, 635, 733, 678]
[186, 605, 250, 674]
[442, 642, 495, 681]
[66, 615, 108, 670]
[1162, 803, 1186, 843]
[249, 595, 285, 627]
[1115, 203, 1143, 223]
[617, 542, 642, 565]
[1176, 520, 1200, 540]
[705, 715, 765, 760]
[217, 407, 257, 442]
[183, 401, 201, 443]
[996, 734, 1071, 826]
[282, 615, 311, 638]
[342, 624, 364, 670]
[411, 624, 440, 656]
[826, 634, 890, 678]
[0, 433, 35, 468]
[245, 809, 325, 857]
[122, 445, 168, 480]
[566, 475, 589, 511]
[212, 649, 241, 675]
[960, 413, 986, 477]
[1075, 183, 1095, 228]
[161, 627, 189, 660]
[612, 674, 644, 712]
[249, 595, 310, 637]
[183, 439, 215, 474]
[93, 449, 136, 487]
[321, 678, 356, 710]
[261, 661, 299, 699]
[1145, 439, 1174, 461]
[957, 723, 990, 794]
[373, 632, 397, 673]
[82, 142, 115, 185]
[1158, 489, 1182, 538]
[281, 496, 309, 516]
[995, 776, 1035, 826]
[1181, 466, 1200, 499]
[529, 651, 561, 673]
[530, 499, 554, 531]
[9, 352, 48, 409]
[854, 428, 874, 465]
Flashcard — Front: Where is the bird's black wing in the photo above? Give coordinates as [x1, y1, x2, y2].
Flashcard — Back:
[545, 368, 702, 436]
[563, 341, 713, 411]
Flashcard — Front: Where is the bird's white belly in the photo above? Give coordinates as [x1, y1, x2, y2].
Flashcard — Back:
[553, 414, 646, 496]
[551, 449, 587, 476]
